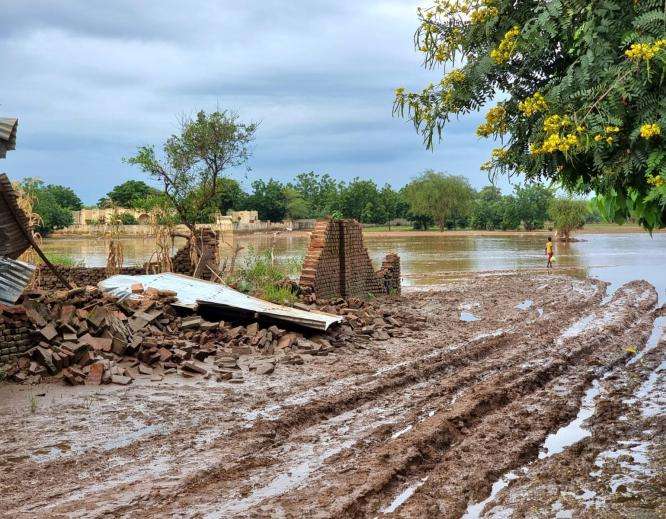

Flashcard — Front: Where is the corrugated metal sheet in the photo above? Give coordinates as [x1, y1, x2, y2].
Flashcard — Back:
[0, 173, 31, 259]
[0, 118, 18, 159]
[0, 256, 35, 305]
[100, 273, 344, 331]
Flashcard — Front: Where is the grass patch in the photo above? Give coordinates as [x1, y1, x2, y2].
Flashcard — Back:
[42, 252, 82, 267]
[228, 248, 302, 304]
[363, 225, 414, 232]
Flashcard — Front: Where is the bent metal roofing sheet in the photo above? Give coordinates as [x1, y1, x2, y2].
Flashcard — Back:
[0, 118, 18, 159]
[99, 272, 344, 331]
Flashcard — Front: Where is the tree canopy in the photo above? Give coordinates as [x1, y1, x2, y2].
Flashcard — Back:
[19, 178, 74, 234]
[395, 0, 666, 229]
[216, 177, 248, 214]
[102, 180, 159, 209]
[125, 110, 257, 232]
[46, 184, 83, 211]
[403, 171, 476, 229]
[514, 183, 554, 230]
[246, 179, 288, 222]
[548, 197, 589, 240]
[470, 186, 521, 230]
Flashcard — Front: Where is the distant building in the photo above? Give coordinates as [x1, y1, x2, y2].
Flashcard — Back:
[227, 210, 259, 224]
[72, 207, 149, 225]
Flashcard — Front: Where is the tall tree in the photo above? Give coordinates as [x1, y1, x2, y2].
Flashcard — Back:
[548, 197, 589, 241]
[395, 1, 666, 229]
[284, 187, 311, 220]
[379, 184, 404, 229]
[470, 186, 504, 230]
[19, 178, 74, 234]
[339, 178, 381, 222]
[404, 171, 476, 230]
[125, 110, 257, 234]
[291, 172, 342, 217]
[104, 180, 159, 208]
[216, 177, 248, 214]
[46, 184, 83, 211]
[514, 183, 554, 230]
[246, 179, 288, 222]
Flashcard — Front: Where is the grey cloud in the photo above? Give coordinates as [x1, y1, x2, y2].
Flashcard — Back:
[0, 0, 505, 205]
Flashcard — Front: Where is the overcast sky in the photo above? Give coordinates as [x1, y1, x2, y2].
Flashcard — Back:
[0, 0, 503, 204]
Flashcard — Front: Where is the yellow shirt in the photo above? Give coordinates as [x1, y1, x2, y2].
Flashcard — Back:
[546, 242, 553, 254]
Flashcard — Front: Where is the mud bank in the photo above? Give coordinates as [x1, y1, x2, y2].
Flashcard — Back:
[0, 273, 663, 518]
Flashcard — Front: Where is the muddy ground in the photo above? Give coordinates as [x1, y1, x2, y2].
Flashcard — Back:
[0, 272, 663, 518]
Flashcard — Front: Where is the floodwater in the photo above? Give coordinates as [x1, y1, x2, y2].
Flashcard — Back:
[42, 231, 666, 297]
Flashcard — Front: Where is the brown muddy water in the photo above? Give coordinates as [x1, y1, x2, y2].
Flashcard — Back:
[42, 231, 666, 298]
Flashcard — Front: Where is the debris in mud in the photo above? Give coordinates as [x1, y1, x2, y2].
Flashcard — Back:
[1, 279, 409, 386]
[99, 272, 344, 331]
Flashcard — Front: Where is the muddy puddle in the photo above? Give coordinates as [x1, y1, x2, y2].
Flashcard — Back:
[460, 311, 480, 322]
[539, 380, 600, 459]
[381, 477, 429, 514]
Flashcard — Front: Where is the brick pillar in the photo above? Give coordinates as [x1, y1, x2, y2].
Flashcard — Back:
[299, 218, 401, 300]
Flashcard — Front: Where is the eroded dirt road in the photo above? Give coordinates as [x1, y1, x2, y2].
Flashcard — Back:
[1, 273, 663, 518]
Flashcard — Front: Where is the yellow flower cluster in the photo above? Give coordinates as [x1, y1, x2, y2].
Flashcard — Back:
[543, 114, 571, 134]
[442, 69, 465, 85]
[647, 175, 666, 187]
[490, 26, 520, 64]
[476, 106, 507, 137]
[518, 92, 548, 116]
[428, 27, 464, 63]
[593, 125, 620, 144]
[491, 147, 507, 159]
[640, 123, 661, 139]
[531, 114, 586, 154]
[625, 39, 666, 61]
[537, 133, 579, 153]
[470, 6, 498, 23]
[647, 175, 665, 187]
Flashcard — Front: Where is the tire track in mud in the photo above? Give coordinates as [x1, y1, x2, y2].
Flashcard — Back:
[174, 281, 655, 519]
[482, 319, 666, 518]
[102, 279, 614, 517]
[141, 310, 595, 511]
[392, 309, 659, 517]
[0, 275, 610, 517]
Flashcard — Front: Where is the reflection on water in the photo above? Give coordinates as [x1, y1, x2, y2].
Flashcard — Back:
[42, 232, 666, 298]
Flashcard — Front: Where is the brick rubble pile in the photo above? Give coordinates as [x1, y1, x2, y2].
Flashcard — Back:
[2, 284, 413, 386]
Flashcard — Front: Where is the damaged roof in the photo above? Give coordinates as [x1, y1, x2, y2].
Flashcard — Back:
[100, 273, 344, 331]
[0, 118, 18, 159]
[0, 256, 35, 305]
[0, 173, 32, 259]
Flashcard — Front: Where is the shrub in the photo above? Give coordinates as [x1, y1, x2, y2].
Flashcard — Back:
[227, 248, 301, 304]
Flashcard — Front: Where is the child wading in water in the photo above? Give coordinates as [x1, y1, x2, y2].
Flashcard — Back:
[545, 237, 554, 269]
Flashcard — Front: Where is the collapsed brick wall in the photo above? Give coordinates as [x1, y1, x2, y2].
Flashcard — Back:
[300, 219, 400, 299]
[377, 253, 401, 294]
[32, 228, 221, 290]
[0, 306, 34, 362]
[34, 265, 146, 291]
[171, 228, 220, 280]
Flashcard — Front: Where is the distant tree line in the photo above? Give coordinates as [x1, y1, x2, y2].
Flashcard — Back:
[18, 170, 595, 237]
